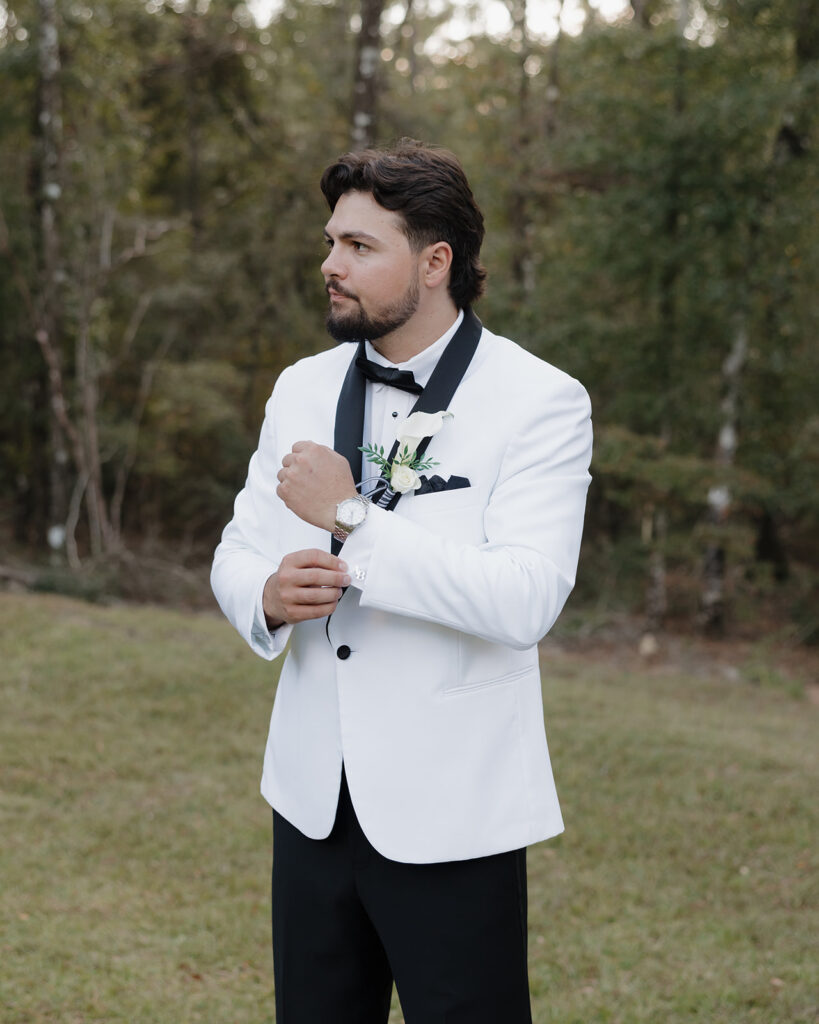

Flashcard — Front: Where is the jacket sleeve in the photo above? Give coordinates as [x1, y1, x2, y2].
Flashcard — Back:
[342, 378, 593, 650]
[210, 374, 294, 660]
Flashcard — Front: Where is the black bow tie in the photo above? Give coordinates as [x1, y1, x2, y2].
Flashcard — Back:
[355, 355, 423, 395]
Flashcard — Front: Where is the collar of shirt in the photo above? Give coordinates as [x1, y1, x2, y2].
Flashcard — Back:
[363, 309, 464, 390]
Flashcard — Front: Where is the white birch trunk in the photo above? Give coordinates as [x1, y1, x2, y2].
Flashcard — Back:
[699, 316, 747, 632]
[36, 0, 70, 557]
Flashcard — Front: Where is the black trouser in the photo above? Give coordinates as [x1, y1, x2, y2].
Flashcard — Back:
[272, 769, 533, 1024]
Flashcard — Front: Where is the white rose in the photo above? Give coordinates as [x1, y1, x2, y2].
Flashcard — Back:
[390, 463, 421, 493]
[395, 410, 453, 458]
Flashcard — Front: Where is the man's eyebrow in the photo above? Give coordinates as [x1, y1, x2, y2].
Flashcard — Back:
[324, 229, 381, 244]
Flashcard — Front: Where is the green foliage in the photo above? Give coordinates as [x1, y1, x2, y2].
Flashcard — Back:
[594, 426, 773, 509]
[0, 0, 816, 630]
[360, 442, 439, 475]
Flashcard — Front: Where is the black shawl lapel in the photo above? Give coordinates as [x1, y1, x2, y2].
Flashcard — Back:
[331, 340, 367, 556]
[381, 308, 483, 510]
[405, 307, 482, 450]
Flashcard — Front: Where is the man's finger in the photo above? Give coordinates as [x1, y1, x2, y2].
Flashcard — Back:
[286, 568, 349, 592]
[297, 567, 350, 588]
[285, 548, 348, 572]
[291, 600, 340, 621]
[290, 440, 314, 453]
[286, 586, 344, 607]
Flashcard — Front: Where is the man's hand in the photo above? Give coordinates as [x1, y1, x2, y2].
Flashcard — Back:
[277, 441, 357, 532]
[263, 549, 351, 628]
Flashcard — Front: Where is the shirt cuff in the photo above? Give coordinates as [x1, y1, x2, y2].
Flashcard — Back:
[340, 503, 384, 590]
[249, 574, 293, 659]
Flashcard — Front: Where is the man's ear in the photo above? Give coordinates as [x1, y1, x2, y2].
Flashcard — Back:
[421, 241, 453, 290]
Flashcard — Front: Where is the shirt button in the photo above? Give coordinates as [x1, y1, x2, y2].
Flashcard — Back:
[336, 645, 351, 660]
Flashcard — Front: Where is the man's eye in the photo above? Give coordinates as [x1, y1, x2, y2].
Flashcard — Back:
[353, 242, 368, 253]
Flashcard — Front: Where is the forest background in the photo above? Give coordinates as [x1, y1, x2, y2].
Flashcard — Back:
[0, 0, 817, 645]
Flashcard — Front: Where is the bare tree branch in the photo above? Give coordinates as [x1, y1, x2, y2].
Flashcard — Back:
[99, 207, 115, 271]
[110, 332, 174, 541]
[103, 291, 155, 379]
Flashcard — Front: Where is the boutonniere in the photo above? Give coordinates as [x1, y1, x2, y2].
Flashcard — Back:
[359, 410, 453, 494]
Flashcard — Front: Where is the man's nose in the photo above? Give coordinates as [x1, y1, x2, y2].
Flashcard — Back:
[321, 248, 344, 280]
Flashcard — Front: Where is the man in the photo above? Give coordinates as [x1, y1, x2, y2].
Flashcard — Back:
[211, 140, 593, 1024]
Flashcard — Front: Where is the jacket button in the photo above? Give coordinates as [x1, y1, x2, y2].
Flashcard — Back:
[336, 645, 351, 660]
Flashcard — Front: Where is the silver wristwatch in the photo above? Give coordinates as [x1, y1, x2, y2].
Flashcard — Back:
[333, 495, 369, 543]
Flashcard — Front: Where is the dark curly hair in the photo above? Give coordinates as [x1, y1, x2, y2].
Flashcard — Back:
[320, 139, 487, 309]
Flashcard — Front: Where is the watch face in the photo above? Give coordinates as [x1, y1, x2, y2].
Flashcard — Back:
[339, 498, 367, 529]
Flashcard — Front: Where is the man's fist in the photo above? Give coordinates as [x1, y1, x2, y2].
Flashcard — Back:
[263, 549, 351, 628]
[277, 441, 357, 532]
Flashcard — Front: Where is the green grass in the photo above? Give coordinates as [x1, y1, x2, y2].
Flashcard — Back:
[1, 593, 816, 1023]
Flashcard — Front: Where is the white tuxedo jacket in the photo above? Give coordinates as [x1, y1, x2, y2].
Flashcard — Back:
[211, 323, 592, 864]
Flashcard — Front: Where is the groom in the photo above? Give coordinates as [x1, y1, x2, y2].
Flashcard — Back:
[211, 140, 593, 1023]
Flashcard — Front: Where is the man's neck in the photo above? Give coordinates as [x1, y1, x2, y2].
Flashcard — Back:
[369, 303, 460, 364]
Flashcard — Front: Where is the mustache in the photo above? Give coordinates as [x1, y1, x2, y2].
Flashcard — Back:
[326, 280, 359, 302]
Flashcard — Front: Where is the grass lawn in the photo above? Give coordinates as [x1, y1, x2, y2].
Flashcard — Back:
[1, 592, 816, 1023]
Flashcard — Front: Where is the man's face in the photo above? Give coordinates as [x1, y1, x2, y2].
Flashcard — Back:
[321, 191, 421, 342]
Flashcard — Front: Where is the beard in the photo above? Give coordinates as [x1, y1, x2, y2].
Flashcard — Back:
[325, 277, 420, 343]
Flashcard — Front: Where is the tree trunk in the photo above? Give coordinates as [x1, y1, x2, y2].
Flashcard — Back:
[110, 328, 170, 544]
[507, 0, 537, 300]
[397, 0, 417, 88]
[646, 22, 687, 630]
[699, 316, 747, 633]
[644, 504, 668, 630]
[544, 0, 565, 141]
[350, 0, 385, 150]
[76, 294, 115, 556]
[36, 0, 70, 557]
[183, 15, 204, 247]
